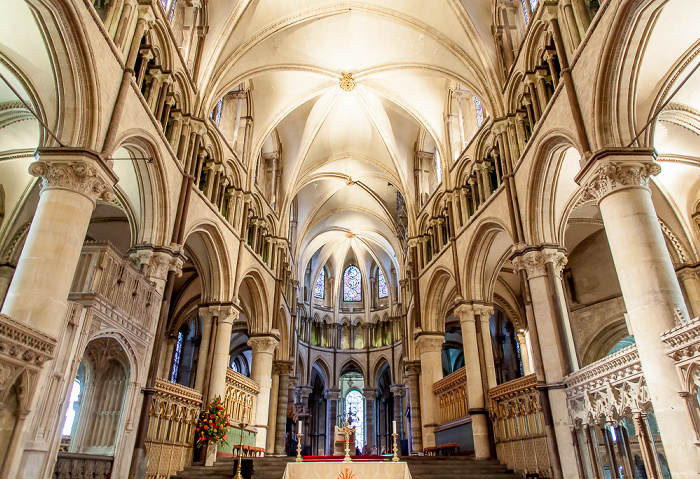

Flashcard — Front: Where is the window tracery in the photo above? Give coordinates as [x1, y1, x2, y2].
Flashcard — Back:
[378, 269, 388, 299]
[345, 390, 365, 448]
[314, 269, 325, 299]
[170, 330, 184, 383]
[344, 265, 361, 302]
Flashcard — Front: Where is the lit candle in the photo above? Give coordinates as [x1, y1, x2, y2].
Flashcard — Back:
[393, 420, 397, 434]
[299, 420, 302, 435]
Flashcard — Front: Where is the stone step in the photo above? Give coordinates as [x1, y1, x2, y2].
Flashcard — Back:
[172, 455, 522, 479]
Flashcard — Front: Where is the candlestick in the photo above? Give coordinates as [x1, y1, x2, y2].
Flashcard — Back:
[296, 433, 303, 462]
[391, 433, 399, 462]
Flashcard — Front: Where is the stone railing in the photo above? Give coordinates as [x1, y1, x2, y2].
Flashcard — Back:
[488, 374, 550, 476]
[433, 366, 468, 425]
[662, 316, 700, 435]
[225, 368, 259, 425]
[53, 452, 112, 479]
[145, 378, 202, 479]
[70, 241, 161, 339]
[565, 345, 648, 424]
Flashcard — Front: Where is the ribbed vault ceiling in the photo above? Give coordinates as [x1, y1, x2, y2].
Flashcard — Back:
[199, 0, 499, 281]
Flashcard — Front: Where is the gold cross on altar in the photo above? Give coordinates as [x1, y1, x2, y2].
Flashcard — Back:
[338, 422, 354, 463]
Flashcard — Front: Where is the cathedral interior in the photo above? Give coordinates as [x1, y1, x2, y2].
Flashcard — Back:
[0, 0, 700, 478]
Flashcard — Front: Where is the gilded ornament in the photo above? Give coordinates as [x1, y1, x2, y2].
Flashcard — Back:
[339, 73, 356, 92]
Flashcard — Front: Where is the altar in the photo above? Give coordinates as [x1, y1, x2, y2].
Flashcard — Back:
[282, 461, 412, 479]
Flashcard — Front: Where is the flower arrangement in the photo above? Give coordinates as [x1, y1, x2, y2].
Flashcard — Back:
[195, 396, 229, 447]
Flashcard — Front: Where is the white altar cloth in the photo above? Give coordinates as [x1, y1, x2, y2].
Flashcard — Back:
[282, 461, 412, 479]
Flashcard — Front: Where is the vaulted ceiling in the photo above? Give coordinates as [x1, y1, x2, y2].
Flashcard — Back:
[201, 0, 500, 281]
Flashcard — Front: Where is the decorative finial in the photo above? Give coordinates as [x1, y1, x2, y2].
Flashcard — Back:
[339, 73, 356, 92]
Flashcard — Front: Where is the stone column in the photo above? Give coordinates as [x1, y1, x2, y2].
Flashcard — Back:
[677, 267, 700, 318]
[248, 334, 280, 450]
[325, 389, 340, 454]
[516, 331, 533, 375]
[390, 385, 406, 440]
[0, 149, 115, 478]
[477, 304, 497, 388]
[455, 303, 490, 459]
[194, 307, 213, 393]
[2, 149, 116, 338]
[207, 305, 237, 407]
[576, 148, 700, 478]
[404, 361, 422, 454]
[266, 370, 280, 453]
[363, 388, 377, 448]
[632, 411, 662, 479]
[274, 361, 294, 455]
[582, 425, 602, 479]
[512, 249, 577, 478]
[415, 333, 444, 449]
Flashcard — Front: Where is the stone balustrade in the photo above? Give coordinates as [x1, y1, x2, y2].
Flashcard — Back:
[225, 368, 259, 425]
[145, 378, 203, 479]
[432, 366, 468, 424]
[565, 345, 647, 423]
[488, 374, 550, 476]
[69, 241, 162, 339]
[662, 316, 700, 437]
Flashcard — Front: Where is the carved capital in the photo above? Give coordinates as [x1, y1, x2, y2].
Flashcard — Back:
[390, 384, 406, 397]
[130, 244, 186, 281]
[30, 149, 117, 206]
[512, 251, 547, 279]
[454, 303, 476, 323]
[363, 387, 378, 400]
[247, 335, 279, 354]
[415, 333, 444, 354]
[575, 148, 660, 204]
[208, 303, 239, 324]
[404, 360, 421, 375]
[325, 388, 341, 401]
[273, 360, 294, 376]
[512, 248, 567, 279]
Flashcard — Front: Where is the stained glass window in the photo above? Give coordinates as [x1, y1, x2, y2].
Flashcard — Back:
[343, 265, 361, 302]
[345, 390, 365, 448]
[161, 0, 168, 10]
[475, 96, 484, 127]
[168, 0, 177, 22]
[170, 331, 184, 383]
[314, 269, 325, 298]
[377, 269, 388, 299]
[434, 148, 442, 184]
[521, 0, 530, 23]
[530, 0, 538, 12]
[212, 98, 223, 125]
